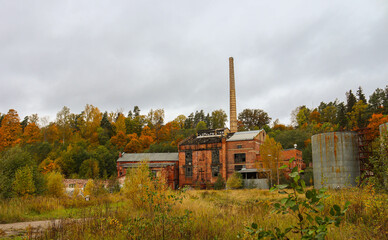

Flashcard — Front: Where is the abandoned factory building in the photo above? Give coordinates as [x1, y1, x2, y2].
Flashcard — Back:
[178, 128, 266, 187]
[116, 57, 303, 188]
[116, 128, 279, 189]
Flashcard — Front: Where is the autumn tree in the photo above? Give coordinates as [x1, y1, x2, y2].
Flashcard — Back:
[126, 115, 146, 136]
[347, 100, 368, 130]
[295, 106, 311, 128]
[158, 121, 180, 142]
[45, 123, 60, 143]
[124, 138, 142, 153]
[147, 109, 165, 140]
[22, 122, 42, 144]
[78, 104, 102, 141]
[56, 106, 73, 144]
[238, 109, 271, 130]
[114, 113, 126, 134]
[367, 113, 388, 139]
[259, 136, 283, 185]
[0, 109, 22, 151]
[38, 158, 61, 174]
[321, 105, 337, 124]
[174, 115, 186, 129]
[111, 131, 128, 150]
[309, 110, 321, 124]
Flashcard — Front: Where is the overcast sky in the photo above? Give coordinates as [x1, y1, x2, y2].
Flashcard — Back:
[0, 1, 387, 126]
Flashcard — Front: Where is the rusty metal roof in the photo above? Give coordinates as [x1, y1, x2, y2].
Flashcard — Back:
[121, 162, 176, 168]
[117, 152, 178, 162]
[179, 134, 223, 145]
[226, 130, 263, 142]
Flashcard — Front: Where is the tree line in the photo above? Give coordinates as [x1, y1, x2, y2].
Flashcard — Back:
[0, 85, 387, 198]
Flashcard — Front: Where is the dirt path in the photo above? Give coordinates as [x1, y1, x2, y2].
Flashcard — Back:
[0, 219, 62, 238]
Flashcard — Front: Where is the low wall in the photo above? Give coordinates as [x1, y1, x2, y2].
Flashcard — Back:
[242, 179, 269, 189]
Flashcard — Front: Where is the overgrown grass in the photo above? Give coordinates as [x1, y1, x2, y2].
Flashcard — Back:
[1, 187, 387, 239]
[0, 194, 123, 224]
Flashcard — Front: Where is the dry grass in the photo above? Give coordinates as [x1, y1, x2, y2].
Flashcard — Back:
[1, 187, 387, 239]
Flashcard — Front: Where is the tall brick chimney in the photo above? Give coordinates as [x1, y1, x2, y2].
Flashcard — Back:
[229, 57, 237, 133]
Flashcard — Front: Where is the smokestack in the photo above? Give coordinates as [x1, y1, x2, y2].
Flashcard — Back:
[229, 57, 237, 133]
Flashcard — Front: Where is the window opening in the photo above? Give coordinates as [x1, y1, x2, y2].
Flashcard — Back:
[234, 153, 246, 163]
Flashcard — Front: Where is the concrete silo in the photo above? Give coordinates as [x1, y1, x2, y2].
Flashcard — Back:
[311, 132, 360, 189]
[379, 122, 388, 137]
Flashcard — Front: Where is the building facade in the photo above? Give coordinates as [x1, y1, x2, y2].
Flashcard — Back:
[117, 152, 179, 189]
[116, 129, 304, 189]
[178, 128, 267, 188]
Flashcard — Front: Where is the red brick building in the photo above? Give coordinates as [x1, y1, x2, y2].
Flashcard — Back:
[178, 128, 267, 187]
[280, 148, 304, 171]
[117, 153, 179, 189]
[116, 129, 304, 189]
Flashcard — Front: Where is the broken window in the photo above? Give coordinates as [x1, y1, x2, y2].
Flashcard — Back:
[185, 150, 192, 165]
[212, 166, 219, 177]
[185, 166, 192, 177]
[212, 150, 220, 164]
[234, 153, 246, 163]
[237, 145, 242, 149]
[234, 165, 244, 171]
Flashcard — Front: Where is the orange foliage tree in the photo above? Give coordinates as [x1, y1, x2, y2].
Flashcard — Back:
[111, 131, 128, 150]
[38, 158, 61, 174]
[124, 138, 142, 153]
[79, 104, 102, 140]
[22, 122, 42, 144]
[367, 113, 388, 139]
[0, 109, 22, 151]
[45, 123, 60, 143]
[114, 114, 126, 134]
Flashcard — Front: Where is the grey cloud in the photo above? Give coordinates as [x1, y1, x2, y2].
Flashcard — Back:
[0, 0, 387, 125]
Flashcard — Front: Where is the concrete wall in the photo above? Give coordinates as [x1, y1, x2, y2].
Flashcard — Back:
[242, 179, 269, 189]
[311, 132, 360, 189]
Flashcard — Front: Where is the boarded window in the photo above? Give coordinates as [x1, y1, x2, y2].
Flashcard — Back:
[212, 150, 220, 164]
[185, 166, 192, 177]
[234, 153, 246, 163]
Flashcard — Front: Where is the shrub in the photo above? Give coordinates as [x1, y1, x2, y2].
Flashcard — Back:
[226, 172, 243, 189]
[214, 175, 226, 190]
[83, 179, 95, 197]
[13, 166, 36, 197]
[121, 160, 157, 209]
[244, 158, 350, 239]
[46, 171, 65, 197]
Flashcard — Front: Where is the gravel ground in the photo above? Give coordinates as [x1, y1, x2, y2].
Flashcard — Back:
[0, 219, 62, 238]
